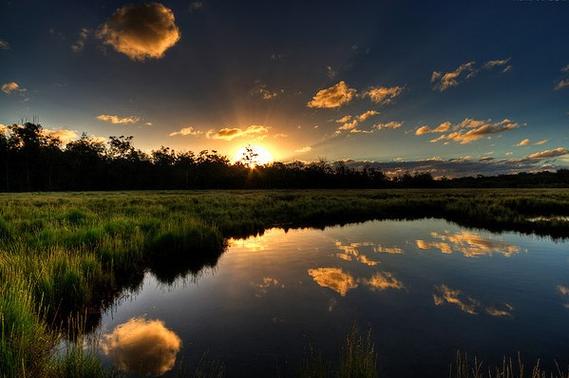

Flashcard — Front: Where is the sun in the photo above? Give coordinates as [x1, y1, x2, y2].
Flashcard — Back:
[234, 144, 274, 166]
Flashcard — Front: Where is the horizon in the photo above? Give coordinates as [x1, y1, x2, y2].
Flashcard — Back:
[1, 0, 569, 177]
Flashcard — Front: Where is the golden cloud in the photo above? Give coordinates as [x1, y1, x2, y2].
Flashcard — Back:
[426, 118, 519, 144]
[206, 124, 269, 141]
[416, 231, 521, 258]
[335, 110, 380, 134]
[0, 39, 9, 49]
[335, 241, 380, 266]
[307, 81, 357, 109]
[97, 3, 181, 61]
[434, 284, 513, 317]
[169, 127, 202, 136]
[363, 272, 404, 291]
[307, 267, 358, 296]
[42, 128, 79, 144]
[101, 318, 182, 376]
[526, 147, 569, 160]
[96, 114, 140, 124]
[1, 81, 25, 95]
[364, 86, 403, 105]
[433, 284, 480, 315]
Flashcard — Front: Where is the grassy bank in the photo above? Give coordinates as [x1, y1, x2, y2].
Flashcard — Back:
[1, 189, 569, 377]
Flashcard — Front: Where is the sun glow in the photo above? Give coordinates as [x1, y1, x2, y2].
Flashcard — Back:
[234, 144, 274, 166]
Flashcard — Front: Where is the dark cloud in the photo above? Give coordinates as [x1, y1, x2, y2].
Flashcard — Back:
[97, 3, 181, 61]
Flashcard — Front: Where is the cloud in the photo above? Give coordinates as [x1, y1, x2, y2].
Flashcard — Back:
[516, 138, 530, 147]
[250, 82, 280, 100]
[307, 81, 357, 109]
[432, 62, 477, 91]
[295, 146, 312, 153]
[364, 85, 403, 105]
[326, 65, 337, 79]
[373, 121, 403, 131]
[189, 1, 203, 12]
[169, 127, 202, 136]
[101, 318, 181, 376]
[433, 284, 480, 315]
[555, 79, 569, 90]
[335, 241, 379, 266]
[416, 231, 521, 258]
[1, 82, 25, 95]
[483, 58, 512, 73]
[273, 133, 288, 139]
[433, 284, 513, 317]
[526, 147, 569, 160]
[341, 154, 562, 179]
[423, 118, 519, 144]
[0, 39, 9, 49]
[335, 110, 380, 133]
[97, 3, 181, 61]
[71, 28, 90, 52]
[42, 128, 80, 144]
[307, 267, 358, 296]
[362, 272, 404, 291]
[555, 64, 569, 90]
[516, 138, 548, 147]
[96, 114, 140, 124]
[357, 110, 379, 122]
[206, 124, 269, 141]
[415, 121, 451, 136]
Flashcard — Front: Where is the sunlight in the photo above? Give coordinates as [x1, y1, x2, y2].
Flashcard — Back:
[234, 144, 274, 166]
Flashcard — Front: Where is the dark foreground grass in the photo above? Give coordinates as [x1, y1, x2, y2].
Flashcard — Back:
[1, 189, 569, 377]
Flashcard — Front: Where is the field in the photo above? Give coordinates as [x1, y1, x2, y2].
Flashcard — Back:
[2, 189, 569, 377]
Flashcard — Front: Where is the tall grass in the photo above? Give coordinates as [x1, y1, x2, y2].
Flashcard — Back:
[1, 189, 569, 377]
[450, 352, 569, 378]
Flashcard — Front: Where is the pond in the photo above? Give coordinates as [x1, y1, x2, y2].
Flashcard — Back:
[95, 219, 569, 377]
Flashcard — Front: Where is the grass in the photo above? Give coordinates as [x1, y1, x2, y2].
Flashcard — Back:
[1, 189, 569, 377]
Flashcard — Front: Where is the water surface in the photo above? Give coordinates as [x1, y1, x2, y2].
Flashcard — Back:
[96, 219, 569, 377]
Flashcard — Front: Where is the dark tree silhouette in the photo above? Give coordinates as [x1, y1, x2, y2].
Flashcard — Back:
[0, 123, 568, 192]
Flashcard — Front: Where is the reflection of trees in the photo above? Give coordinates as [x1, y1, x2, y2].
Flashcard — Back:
[433, 284, 513, 317]
[416, 231, 521, 257]
[101, 317, 181, 376]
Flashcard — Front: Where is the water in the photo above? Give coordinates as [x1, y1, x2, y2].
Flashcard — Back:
[95, 219, 569, 377]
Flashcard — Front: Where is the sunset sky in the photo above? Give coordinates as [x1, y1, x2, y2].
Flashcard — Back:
[1, 0, 569, 176]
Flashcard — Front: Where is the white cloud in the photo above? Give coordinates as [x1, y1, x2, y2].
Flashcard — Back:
[71, 28, 90, 52]
[0, 39, 9, 49]
[96, 114, 140, 124]
[373, 121, 403, 130]
[97, 3, 181, 61]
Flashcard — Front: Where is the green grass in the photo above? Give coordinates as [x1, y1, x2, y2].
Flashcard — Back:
[1, 189, 569, 377]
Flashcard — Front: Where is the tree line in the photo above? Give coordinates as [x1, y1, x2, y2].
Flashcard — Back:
[1, 123, 568, 192]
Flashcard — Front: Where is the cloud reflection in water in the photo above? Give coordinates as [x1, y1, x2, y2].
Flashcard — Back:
[101, 317, 182, 376]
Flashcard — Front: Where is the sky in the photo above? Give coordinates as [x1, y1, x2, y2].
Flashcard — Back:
[1, 0, 569, 177]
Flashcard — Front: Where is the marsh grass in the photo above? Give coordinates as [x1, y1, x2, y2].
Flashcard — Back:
[2, 189, 569, 377]
[450, 352, 569, 378]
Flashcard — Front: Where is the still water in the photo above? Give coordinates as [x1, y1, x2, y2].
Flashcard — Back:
[96, 219, 569, 377]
